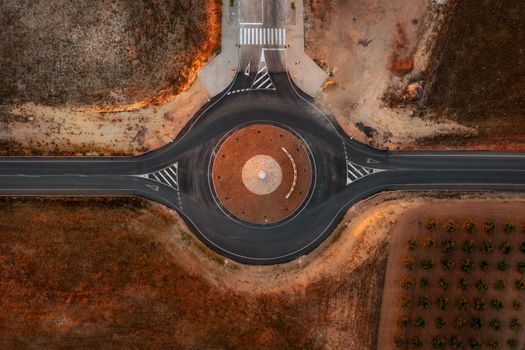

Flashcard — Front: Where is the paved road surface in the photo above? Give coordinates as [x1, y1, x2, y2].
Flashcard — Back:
[1, 71, 524, 264]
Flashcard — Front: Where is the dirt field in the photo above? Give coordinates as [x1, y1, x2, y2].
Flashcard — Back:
[417, 0, 525, 150]
[304, 0, 525, 150]
[0, 196, 390, 349]
[378, 201, 525, 349]
[304, 0, 467, 148]
[2, 192, 524, 348]
[0, 0, 221, 156]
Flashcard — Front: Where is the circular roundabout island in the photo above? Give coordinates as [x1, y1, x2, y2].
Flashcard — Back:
[211, 124, 313, 225]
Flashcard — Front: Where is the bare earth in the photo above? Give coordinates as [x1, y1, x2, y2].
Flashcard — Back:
[212, 125, 312, 224]
[1, 79, 210, 156]
[0, 195, 394, 349]
[2, 192, 524, 348]
[304, 0, 468, 148]
[378, 200, 525, 349]
[0, 0, 221, 156]
[305, 0, 525, 150]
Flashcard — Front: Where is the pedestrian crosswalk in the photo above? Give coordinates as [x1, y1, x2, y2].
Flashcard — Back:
[143, 163, 180, 191]
[239, 27, 286, 46]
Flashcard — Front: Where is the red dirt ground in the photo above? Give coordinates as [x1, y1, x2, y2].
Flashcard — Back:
[212, 124, 312, 224]
[0, 196, 385, 349]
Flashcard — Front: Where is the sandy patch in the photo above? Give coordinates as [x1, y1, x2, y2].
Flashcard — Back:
[0, 79, 209, 155]
[304, 0, 472, 148]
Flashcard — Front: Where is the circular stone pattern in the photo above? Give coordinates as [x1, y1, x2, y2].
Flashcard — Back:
[242, 155, 282, 195]
[212, 124, 313, 225]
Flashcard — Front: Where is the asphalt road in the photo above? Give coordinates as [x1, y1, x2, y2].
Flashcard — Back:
[1, 71, 525, 264]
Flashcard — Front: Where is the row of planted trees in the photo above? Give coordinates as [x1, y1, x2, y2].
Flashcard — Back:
[425, 219, 524, 234]
[399, 293, 523, 312]
[407, 237, 525, 255]
[398, 315, 521, 331]
[393, 218, 525, 349]
[401, 276, 524, 297]
[395, 334, 520, 349]
[403, 255, 525, 273]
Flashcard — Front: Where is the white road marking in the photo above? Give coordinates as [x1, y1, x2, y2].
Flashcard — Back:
[145, 184, 159, 191]
[140, 162, 180, 192]
[343, 143, 385, 185]
[250, 50, 276, 91]
[348, 162, 364, 176]
[281, 147, 297, 199]
[162, 169, 178, 187]
[238, 27, 287, 46]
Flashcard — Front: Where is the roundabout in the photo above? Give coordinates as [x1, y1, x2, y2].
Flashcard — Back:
[211, 124, 313, 224]
[0, 72, 525, 265]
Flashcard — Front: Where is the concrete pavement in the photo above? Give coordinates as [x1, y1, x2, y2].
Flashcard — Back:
[198, 0, 327, 97]
[286, 0, 328, 96]
[197, 1, 239, 97]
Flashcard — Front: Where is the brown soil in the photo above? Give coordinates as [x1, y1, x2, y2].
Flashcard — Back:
[0, 0, 220, 108]
[0, 0, 220, 157]
[0, 79, 210, 156]
[378, 201, 525, 349]
[418, 0, 525, 148]
[0, 196, 387, 349]
[304, 0, 468, 148]
[305, 0, 525, 150]
[212, 124, 312, 224]
[2, 193, 525, 348]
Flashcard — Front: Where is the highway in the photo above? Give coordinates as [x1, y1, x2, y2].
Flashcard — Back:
[1, 72, 525, 264]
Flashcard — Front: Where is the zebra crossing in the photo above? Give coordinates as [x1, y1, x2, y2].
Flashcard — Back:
[239, 27, 286, 46]
[143, 163, 180, 191]
[251, 50, 275, 90]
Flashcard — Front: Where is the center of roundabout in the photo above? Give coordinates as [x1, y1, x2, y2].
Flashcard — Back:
[211, 124, 313, 225]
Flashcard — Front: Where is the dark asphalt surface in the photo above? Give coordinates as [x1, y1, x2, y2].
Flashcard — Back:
[1, 71, 525, 264]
